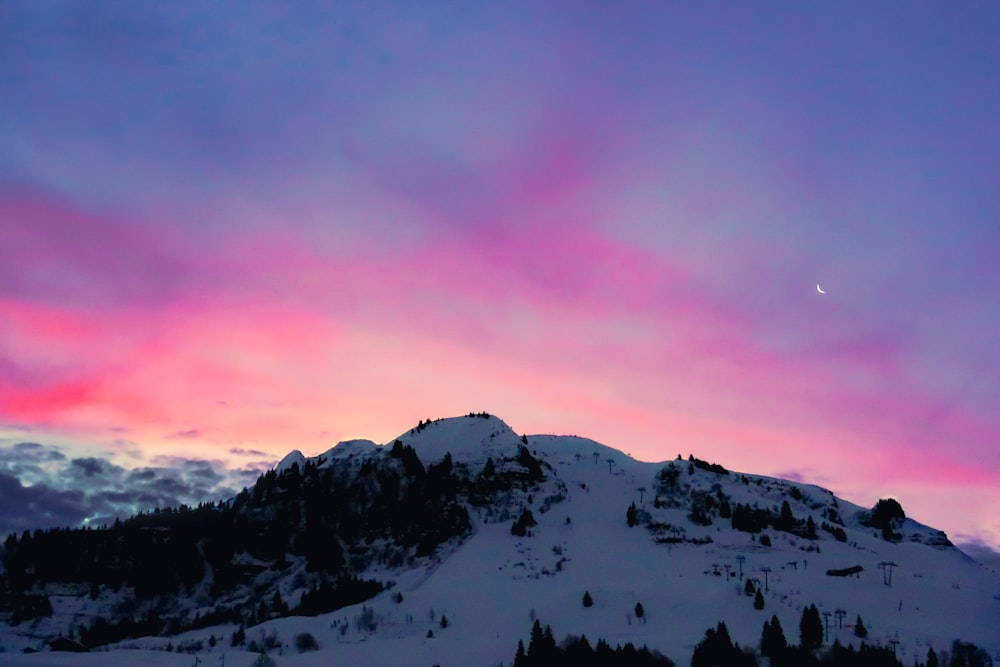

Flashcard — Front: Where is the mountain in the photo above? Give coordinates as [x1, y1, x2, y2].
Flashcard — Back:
[1, 413, 998, 666]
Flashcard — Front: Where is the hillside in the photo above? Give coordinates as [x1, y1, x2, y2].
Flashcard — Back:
[2, 413, 998, 666]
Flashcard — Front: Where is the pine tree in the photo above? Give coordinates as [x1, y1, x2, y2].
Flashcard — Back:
[926, 646, 938, 667]
[754, 589, 765, 610]
[778, 500, 795, 532]
[513, 640, 527, 667]
[854, 614, 868, 639]
[626, 502, 638, 527]
[511, 507, 537, 537]
[528, 619, 545, 656]
[542, 625, 556, 658]
[692, 621, 740, 667]
[761, 614, 787, 657]
[634, 602, 644, 619]
[481, 457, 495, 478]
[526, 621, 557, 663]
[800, 604, 823, 650]
[582, 591, 593, 607]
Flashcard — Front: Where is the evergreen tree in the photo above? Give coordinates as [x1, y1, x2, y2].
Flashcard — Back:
[511, 507, 537, 537]
[389, 440, 404, 457]
[800, 604, 823, 650]
[949, 640, 992, 667]
[777, 500, 795, 532]
[526, 620, 557, 663]
[481, 457, 495, 478]
[854, 614, 868, 639]
[634, 602, 645, 619]
[745, 578, 756, 596]
[513, 639, 527, 667]
[927, 647, 938, 667]
[528, 620, 544, 656]
[627, 502, 638, 527]
[754, 589, 765, 610]
[582, 591, 593, 607]
[692, 622, 751, 667]
[760, 615, 787, 658]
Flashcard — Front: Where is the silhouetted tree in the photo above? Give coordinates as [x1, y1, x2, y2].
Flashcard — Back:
[481, 457, 496, 478]
[582, 591, 593, 607]
[854, 614, 868, 639]
[511, 508, 537, 537]
[513, 639, 527, 667]
[760, 615, 787, 658]
[627, 502, 639, 527]
[949, 640, 992, 667]
[692, 622, 756, 667]
[777, 500, 795, 532]
[800, 604, 823, 650]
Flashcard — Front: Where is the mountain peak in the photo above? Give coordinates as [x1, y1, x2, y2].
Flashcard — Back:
[391, 412, 521, 466]
[274, 449, 305, 473]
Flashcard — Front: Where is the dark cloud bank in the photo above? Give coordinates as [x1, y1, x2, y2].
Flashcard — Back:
[0, 441, 276, 537]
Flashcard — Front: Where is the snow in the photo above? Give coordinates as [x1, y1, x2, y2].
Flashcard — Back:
[391, 414, 523, 466]
[314, 439, 378, 466]
[274, 450, 305, 474]
[4, 414, 999, 666]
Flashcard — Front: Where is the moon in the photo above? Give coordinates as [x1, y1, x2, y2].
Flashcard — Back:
[816, 284, 826, 294]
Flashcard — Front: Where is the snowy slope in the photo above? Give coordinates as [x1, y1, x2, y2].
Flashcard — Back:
[3, 414, 999, 666]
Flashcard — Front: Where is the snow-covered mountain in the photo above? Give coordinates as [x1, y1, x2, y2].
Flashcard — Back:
[2, 413, 998, 666]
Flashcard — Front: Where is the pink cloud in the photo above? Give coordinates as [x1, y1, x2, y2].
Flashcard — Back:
[2, 174, 997, 545]
[0, 187, 203, 306]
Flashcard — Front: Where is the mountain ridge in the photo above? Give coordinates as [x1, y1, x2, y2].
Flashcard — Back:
[1, 412, 997, 665]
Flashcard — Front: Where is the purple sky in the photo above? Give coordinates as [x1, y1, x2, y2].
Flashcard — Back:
[1, 2, 999, 547]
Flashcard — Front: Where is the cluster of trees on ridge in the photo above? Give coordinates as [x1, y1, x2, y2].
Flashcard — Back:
[648, 458, 912, 546]
[512, 610, 992, 667]
[0, 437, 550, 648]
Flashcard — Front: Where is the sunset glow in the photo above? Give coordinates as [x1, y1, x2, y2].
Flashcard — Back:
[1, 3, 998, 548]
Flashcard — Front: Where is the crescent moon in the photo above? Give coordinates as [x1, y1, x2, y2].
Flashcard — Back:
[816, 284, 826, 294]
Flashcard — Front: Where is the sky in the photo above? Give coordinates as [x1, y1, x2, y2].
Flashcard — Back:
[1, 2, 998, 549]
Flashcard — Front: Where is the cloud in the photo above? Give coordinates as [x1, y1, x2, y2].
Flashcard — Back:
[957, 539, 1000, 571]
[3, 441, 66, 462]
[774, 470, 806, 484]
[0, 471, 89, 535]
[0, 440, 271, 536]
[70, 456, 120, 478]
[229, 447, 270, 457]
